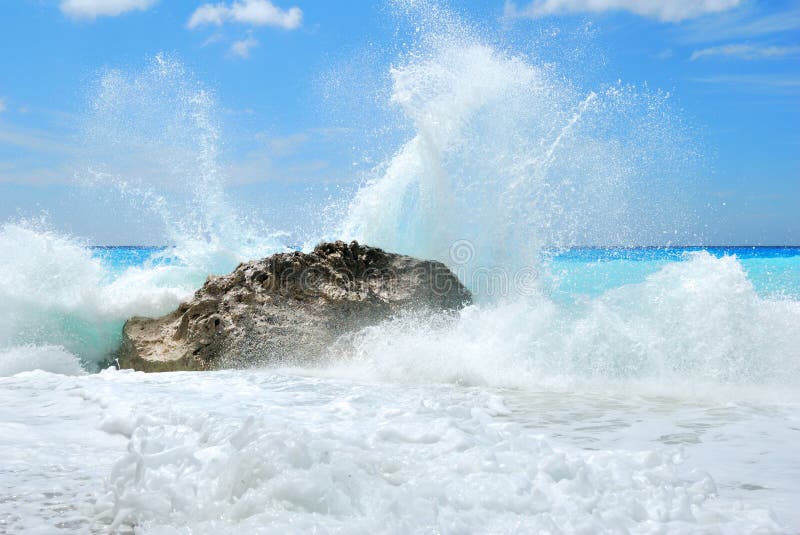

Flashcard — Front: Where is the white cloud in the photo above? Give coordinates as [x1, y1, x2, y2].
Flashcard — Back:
[0, 97, 6, 113]
[230, 36, 260, 58]
[60, 0, 157, 19]
[187, 0, 302, 30]
[0, 124, 73, 154]
[202, 33, 225, 47]
[690, 74, 800, 94]
[656, 48, 674, 59]
[505, 0, 742, 23]
[690, 44, 800, 61]
[678, 7, 800, 43]
[263, 132, 311, 156]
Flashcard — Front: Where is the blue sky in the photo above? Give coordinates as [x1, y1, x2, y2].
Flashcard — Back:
[0, 0, 798, 245]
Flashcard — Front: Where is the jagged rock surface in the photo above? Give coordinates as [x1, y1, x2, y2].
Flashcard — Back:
[117, 241, 471, 372]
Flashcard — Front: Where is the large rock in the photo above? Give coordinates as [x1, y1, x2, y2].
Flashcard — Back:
[117, 241, 471, 372]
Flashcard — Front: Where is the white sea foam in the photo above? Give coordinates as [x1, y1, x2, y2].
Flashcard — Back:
[1, 368, 795, 533]
[0, 345, 84, 377]
[317, 252, 800, 401]
[0, 222, 196, 366]
[1, 369, 782, 534]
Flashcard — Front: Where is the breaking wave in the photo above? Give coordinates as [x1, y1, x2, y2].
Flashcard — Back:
[0, 2, 797, 400]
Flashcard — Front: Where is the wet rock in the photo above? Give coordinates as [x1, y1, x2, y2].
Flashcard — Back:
[117, 241, 471, 372]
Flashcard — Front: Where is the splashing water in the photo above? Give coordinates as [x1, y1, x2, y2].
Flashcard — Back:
[0, 56, 290, 370]
[81, 53, 287, 273]
[322, 252, 800, 396]
[341, 4, 695, 288]
[321, 2, 800, 395]
[0, 221, 195, 370]
[0, 1, 794, 392]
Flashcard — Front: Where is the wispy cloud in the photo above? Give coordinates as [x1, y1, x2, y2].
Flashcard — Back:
[223, 127, 353, 185]
[264, 132, 311, 156]
[0, 120, 77, 185]
[60, 0, 157, 20]
[0, 97, 6, 113]
[0, 123, 73, 155]
[677, 6, 800, 43]
[0, 165, 76, 186]
[690, 74, 800, 94]
[656, 48, 674, 60]
[504, 0, 742, 23]
[230, 36, 259, 58]
[691, 44, 800, 61]
[187, 0, 302, 30]
[258, 128, 351, 158]
[202, 33, 225, 47]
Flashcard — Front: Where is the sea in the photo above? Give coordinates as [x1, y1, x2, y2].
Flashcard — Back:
[2, 1, 799, 532]
[1, 242, 798, 533]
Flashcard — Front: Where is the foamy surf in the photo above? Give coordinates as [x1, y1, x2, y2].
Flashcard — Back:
[1, 368, 792, 534]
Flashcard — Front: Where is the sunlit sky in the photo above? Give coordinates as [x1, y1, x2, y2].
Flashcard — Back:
[1, 0, 798, 244]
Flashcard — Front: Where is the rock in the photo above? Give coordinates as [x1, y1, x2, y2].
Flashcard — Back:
[117, 241, 471, 372]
